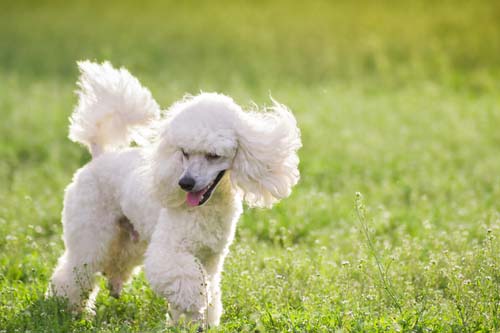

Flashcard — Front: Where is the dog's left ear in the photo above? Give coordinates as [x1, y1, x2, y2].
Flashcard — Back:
[231, 100, 301, 208]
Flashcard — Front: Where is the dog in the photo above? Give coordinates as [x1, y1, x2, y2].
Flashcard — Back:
[47, 61, 301, 326]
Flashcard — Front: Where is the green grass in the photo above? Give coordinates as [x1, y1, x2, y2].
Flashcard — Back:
[1, 0, 500, 331]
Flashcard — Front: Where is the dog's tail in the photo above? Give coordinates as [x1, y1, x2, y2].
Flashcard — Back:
[69, 61, 160, 158]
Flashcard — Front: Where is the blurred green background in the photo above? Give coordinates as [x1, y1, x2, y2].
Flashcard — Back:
[1, 1, 500, 331]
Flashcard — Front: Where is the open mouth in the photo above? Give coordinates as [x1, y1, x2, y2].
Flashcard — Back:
[186, 170, 226, 207]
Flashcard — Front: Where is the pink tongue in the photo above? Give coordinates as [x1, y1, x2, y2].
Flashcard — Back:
[186, 190, 205, 207]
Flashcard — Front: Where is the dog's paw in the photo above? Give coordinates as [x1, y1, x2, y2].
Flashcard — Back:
[107, 277, 123, 298]
[169, 306, 206, 328]
[167, 276, 208, 313]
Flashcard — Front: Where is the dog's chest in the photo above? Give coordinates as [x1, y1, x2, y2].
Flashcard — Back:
[179, 206, 237, 255]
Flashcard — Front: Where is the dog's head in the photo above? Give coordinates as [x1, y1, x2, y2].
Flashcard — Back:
[152, 93, 301, 208]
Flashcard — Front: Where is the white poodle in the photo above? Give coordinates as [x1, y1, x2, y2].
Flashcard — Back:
[47, 61, 301, 327]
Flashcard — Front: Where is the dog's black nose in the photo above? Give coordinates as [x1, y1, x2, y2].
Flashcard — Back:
[178, 176, 195, 191]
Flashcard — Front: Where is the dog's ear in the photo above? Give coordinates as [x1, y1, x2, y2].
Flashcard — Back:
[231, 100, 301, 208]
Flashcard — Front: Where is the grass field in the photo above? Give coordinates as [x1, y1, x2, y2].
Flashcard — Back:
[1, 0, 500, 331]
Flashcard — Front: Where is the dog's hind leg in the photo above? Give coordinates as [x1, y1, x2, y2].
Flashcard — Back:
[103, 217, 145, 298]
[49, 251, 99, 312]
[48, 179, 121, 312]
[105, 261, 138, 299]
[49, 219, 119, 312]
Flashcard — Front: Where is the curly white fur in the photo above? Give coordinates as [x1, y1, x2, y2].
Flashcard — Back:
[48, 61, 301, 327]
[70, 61, 160, 156]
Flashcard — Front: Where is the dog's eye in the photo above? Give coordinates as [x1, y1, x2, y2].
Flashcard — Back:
[205, 153, 220, 161]
[181, 149, 189, 158]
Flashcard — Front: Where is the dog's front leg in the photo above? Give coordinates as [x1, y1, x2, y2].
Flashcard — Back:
[144, 213, 208, 326]
[145, 243, 208, 325]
